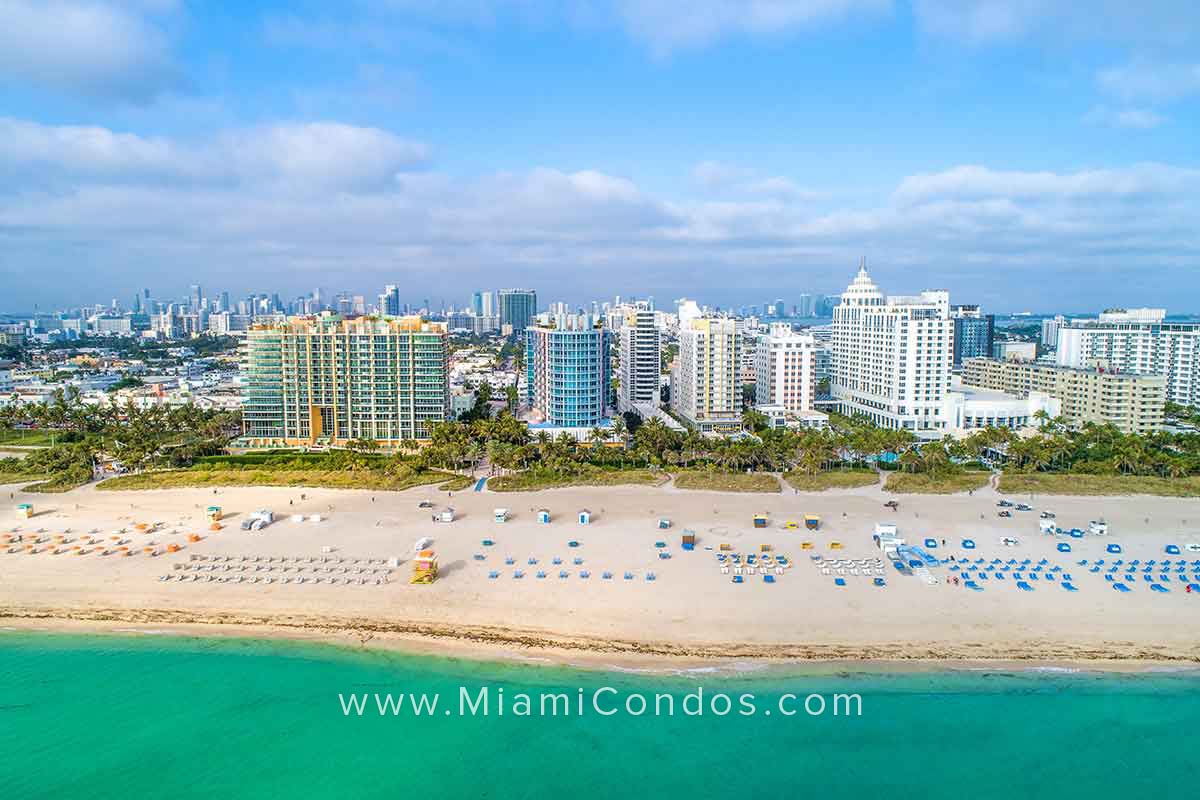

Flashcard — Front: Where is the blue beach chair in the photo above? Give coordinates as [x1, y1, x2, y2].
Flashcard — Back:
[834, 578, 846, 586]
[1062, 582, 1079, 592]
[1113, 583, 1131, 593]
[1017, 581, 1034, 591]
[964, 581, 983, 591]
[1151, 583, 1170, 593]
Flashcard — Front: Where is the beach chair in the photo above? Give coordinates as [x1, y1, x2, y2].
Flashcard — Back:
[873, 578, 886, 587]
[573, 557, 583, 565]
[1113, 583, 1131, 593]
[559, 570, 569, 579]
[580, 571, 590, 579]
[536, 571, 546, 579]
[1017, 581, 1034, 592]
[1062, 582, 1079, 592]
[1105, 574, 1115, 582]
[602, 571, 613, 580]
[1151, 583, 1170, 593]
[964, 581, 983, 592]
[646, 573, 656, 582]
[834, 578, 846, 586]
[721, 566, 729, 574]
[624, 572, 634, 580]
[764, 575, 775, 584]
[505, 557, 515, 565]
[488, 570, 499, 579]
[732, 575, 744, 584]
[552, 557, 563, 565]
[473, 553, 486, 561]
[513, 571, 524, 579]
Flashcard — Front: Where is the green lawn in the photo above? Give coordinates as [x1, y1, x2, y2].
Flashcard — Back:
[488, 468, 666, 492]
[0, 428, 61, 446]
[783, 469, 879, 491]
[672, 471, 781, 493]
[884, 471, 991, 494]
[999, 472, 1200, 497]
[97, 467, 465, 493]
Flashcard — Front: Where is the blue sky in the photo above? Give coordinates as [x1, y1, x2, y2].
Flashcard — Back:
[1, 1, 1198, 313]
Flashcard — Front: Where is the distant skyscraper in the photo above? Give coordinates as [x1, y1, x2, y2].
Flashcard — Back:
[190, 284, 202, 311]
[379, 285, 401, 316]
[1040, 315, 1066, 350]
[951, 305, 995, 368]
[499, 289, 537, 334]
[218, 291, 231, 313]
[471, 291, 484, 316]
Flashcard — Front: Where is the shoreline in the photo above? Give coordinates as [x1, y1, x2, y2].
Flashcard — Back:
[3, 608, 1197, 675]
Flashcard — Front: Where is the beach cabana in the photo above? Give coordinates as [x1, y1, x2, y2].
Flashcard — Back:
[1106, 543, 1123, 554]
[924, 538, 937, 549]
[15, 503, 32, 519]
[1057, 542, 1072, 553]
[494, 508, 509, 523]
[1166, 544, 1181, 555]
[961, 539, 976, 549]
[658, 518, 671, 530]
[681, 530, 696, 551]
[537, 509, 551, 524]
[804, 515, 820, 531]
[753, 514, 768, 529]
[578, 509, 592, 525]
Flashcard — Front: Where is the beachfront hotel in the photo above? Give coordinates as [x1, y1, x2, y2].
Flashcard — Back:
[962, 358, 1167, 434]
[831, 264, 953, 437]
[1055, 308, 1200, 407]
[525, 312, 611, 428]
[240, 315, 449, 448]
[671, 316, 743, 434]
[617, 302, 662, 414]
[754, 323, 818, 413]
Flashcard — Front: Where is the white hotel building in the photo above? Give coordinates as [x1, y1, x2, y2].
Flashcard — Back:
[671, 316, 742, 434]
[755, 323, 818, 413]
[832, 266, 953, 437]
[617, 303, 662, 414]
[1056, 308, 1200, 407]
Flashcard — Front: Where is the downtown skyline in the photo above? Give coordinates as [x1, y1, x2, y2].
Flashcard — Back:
[2, 1, 1199, 311]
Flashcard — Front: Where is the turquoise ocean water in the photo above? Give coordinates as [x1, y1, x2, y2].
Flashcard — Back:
[1, 632, 1198, 799]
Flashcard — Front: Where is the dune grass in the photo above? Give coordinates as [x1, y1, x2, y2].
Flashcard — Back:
[998, 472, 1200, 497]
[672, 471, 781, 493]
[884, 471, 991, 494]
[488, 468, 666, 492]
[97, 466, 464, 493]
[783, 469, 879, 491]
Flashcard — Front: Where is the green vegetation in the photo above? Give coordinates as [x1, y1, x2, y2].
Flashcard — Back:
[998, 473, 1200, 497]
[489, 466, 665, 492]
[97, 467, 461, 492]
[99, 448, 467, 493]
[885, 471, 990, 494]
[0, 386, 240, 490]
[672, 470, 781, 493]
[783, 468, 879, 491]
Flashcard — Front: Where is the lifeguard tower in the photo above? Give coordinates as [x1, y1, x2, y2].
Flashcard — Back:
[15, 503, 32, 519]
[538, 509, 551, 524]
[410, 550, 438, 584]
[753, 513, 768, 529]
[206, 506, 222, 522]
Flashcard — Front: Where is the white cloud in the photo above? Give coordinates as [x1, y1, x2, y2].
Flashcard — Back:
[1097, 61, 1200, 104]
[1082, 106, 1167, 130]
[0, 0, 183, 102]
[0, 118, 429, 188]
[692, 161, 819, 200]
[612, 0, 891, 53]
[1, 119, 1197, 308]
[913, 0, 1200, 47]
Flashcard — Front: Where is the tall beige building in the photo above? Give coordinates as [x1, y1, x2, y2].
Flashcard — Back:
[671, 316, 742, 434]
[961, 358, 1165, 434]
[242, 315, 448, 447]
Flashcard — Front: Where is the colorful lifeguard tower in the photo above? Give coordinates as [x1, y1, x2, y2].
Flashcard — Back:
[538, 509, 551, 524]
[206, 506, 222, 522]
[753, 513, 768, 529]
[578, 509, 592, 525]
[15, 503, 32, 520]
[410, 550, 438, 584]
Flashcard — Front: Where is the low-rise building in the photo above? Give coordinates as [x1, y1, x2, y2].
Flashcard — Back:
[961, 358, 1166, 433]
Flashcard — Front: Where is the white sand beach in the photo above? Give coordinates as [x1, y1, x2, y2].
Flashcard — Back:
[2, 478, 1199, 665]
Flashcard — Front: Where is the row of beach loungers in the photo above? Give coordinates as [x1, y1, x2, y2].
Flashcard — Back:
[160, 553, 395, 585]
[487, 570, 656, 581]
